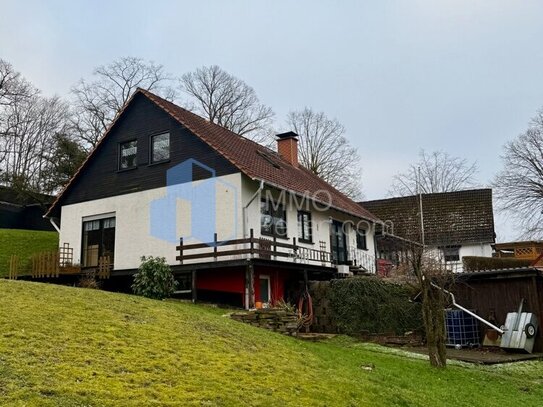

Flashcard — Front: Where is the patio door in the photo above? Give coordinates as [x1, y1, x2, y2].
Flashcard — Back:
[330, 220, 348, 265]
[82, 217, 116, 267]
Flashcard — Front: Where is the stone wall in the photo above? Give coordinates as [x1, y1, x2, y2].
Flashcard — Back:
[309, 281, 338, 333]
[231, 309, 299, 336]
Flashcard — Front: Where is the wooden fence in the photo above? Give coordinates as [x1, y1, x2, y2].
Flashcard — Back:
[8, 255, 19, 279]
[31, 251, 60, 278]
[97, 256, 111, 279]
[5, 243, 111, 280]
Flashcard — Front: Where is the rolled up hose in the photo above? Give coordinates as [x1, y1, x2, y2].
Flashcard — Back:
[297, 290, 313, 328]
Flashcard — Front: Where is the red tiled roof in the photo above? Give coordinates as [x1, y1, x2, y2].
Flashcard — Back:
[47, 89, 377, 221]
[139, 89, 377, 221]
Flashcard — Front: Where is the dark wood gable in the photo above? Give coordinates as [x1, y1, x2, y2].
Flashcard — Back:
[56, 93, 239, 214]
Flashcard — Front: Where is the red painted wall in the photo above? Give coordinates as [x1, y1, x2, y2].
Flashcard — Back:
[196, 268, 245, 293]
[195, 266, 288, 307]
[254, 268, 286, 306]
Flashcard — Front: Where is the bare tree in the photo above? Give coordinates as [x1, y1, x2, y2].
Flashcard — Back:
[0, 59, 36, 106]
[286, 108, 362, 199]
[384, 211, 450, 368]
[0, 92, 69, 194]
[390, 150, 478, 196]
[71, 56, 176, 149]
[493, 109, 543, 238]
[179, 65, 274, 144]
[410, 248, 448, 368]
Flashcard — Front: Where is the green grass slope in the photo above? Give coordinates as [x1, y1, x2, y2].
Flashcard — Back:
[0, 280, 542, 406]
[0, 229, 58, 277]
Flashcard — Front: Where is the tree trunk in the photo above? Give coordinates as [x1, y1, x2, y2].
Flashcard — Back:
[421, 278, 447, 368]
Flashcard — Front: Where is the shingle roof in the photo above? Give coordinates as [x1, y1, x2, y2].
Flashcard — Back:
[360, 189, 495, 245]
[47, 89, 377, 221]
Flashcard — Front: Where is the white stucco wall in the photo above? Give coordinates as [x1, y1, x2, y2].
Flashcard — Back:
[60, 173, 243, 270]
[242, 178, 377, 271]
[426, 242, 493, 273]
[59, 173, 376, 272]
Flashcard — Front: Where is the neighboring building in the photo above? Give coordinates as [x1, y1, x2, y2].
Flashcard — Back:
[360, 189, 495, 272]
[46, 89, 378, 308]
[0, 186, 55, 231]
[493, 241, 543, 261]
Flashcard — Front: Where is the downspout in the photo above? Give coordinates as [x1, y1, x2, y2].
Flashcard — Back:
[44, 215, 61, 233]
[243, 180, 264, 238]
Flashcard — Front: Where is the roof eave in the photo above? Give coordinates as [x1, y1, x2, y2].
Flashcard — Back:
[253, 177, 377, 223]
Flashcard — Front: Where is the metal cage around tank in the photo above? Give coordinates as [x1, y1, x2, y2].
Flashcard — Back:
[445, 309, 480, 348]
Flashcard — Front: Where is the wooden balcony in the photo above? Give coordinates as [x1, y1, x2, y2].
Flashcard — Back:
[176, 229, 332, 267]
[176, 228, 377, 273]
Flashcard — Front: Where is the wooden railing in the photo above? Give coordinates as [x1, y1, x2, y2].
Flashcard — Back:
[176, 229, 332, 266]
[348, 247, 377, 274]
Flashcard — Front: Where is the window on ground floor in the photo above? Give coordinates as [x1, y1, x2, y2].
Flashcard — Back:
[259, 275, 271, 304]
[82, 217, 116, 267]
[441, 245, 460, 262]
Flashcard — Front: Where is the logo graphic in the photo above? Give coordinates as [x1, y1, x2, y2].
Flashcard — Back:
[150, 159, 238, 246]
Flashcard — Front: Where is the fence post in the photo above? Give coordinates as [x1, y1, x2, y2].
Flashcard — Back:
[273, 235, 277, 261]
[293, 237, 298, 263]
[191, 270, 197, 302]
[213, 233, 218, 261]
[249, 228, 254, 258]
[179, 237, 184, 265]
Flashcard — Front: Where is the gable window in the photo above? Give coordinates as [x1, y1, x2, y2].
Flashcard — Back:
[151, 133, 170, 163]
[441, 245, 460, 262]
[297, 211, 312, 243]
[356, 229, 368, 250]
[119, 140, 137, 169]
[82, 217, 116, 267]
[261, 199, 287, 238]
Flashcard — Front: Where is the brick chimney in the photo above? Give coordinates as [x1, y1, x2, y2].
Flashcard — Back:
[276, 131, 299, 167]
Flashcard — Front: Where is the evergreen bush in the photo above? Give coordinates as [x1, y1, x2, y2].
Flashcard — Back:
[132, 256, 177, 300]
[328, 276, 422, 335]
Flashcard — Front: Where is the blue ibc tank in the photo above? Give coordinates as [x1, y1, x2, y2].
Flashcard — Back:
[445, 309, 480, 347]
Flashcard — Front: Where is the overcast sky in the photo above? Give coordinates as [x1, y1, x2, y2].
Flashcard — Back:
[2, 0, 543, 240]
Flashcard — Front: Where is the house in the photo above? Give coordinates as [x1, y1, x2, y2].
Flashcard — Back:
[360, 189, 495, 272]
[493, 241, 543, 261]
[46, 89, 378, 308]
[0, 186, 55, 231]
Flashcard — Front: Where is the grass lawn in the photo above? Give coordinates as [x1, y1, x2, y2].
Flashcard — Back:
[0, 280, 541, 406]
[0, 229, 58, 277]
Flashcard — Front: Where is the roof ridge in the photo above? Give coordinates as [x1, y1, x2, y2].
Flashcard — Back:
[138, 88, 277, 155]
[48, 87, 378, 222]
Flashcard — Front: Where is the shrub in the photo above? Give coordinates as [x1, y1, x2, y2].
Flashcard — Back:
[463, 256, 532, 272]
[328, 276, 422, 335]
[132, 256, 177, 300]
[78, 273, 101, 289]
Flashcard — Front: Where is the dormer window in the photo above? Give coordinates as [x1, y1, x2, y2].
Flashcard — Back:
[151, 133, 170, 163]
[119, 140, 137, 169]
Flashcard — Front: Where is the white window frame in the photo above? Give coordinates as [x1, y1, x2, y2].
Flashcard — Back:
[259, 274, 271, 305]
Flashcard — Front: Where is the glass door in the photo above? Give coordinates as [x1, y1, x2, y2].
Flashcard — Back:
[330, 220, 348, 265]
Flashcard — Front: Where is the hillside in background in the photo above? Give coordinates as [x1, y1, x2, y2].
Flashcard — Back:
[0, 280, 542, 406]
[0, 229, 58, 277]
